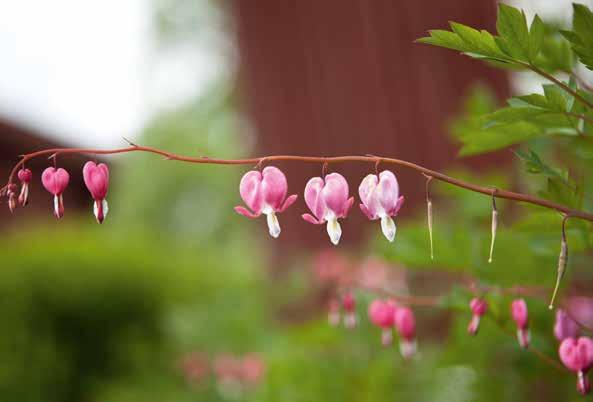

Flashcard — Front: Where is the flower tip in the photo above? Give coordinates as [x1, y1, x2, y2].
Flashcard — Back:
[327, 219, 342, 245]
[380, 216, 396, 242]
[266, 212, 281, 238]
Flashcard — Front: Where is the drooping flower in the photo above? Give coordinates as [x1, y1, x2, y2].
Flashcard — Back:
[83, 161, 110, 224]
[467, 298, 488, 336]
[6, 183, 17, 213]
[395, 307, 417, 359]
[358, 170, 404, 242]
[235, 166, 297, 238]
[559, 337, 593, 395]
[302, 173, 354, 245]
[511, 299, 530, 349]
[368, 299, 397, 346]
[342, 292, 357, 329]
[17, 168, 32, 207]
[554, 309, 580, 342]
[41, 167, 70, 219]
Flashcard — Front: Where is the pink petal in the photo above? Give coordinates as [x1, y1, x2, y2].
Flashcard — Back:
[390, 196, 405, 216]
[304, 177, 325, 221]
[234, 206, 261, 218]
[41, 167, 70, 195]
[395, 307, 416, 339]
[377, 170, 399, 214]
[279, 194, 298, 212]
[359, 203, 374, 220]
[260, 166, 288, 211]
[83, 161, 109, 200]
[321, 173, 349, 217]
[559, 337, 593, 372]
[511, 299, 528, 329]
[239, 170, 264, 214]
[302, 213, 322, 225]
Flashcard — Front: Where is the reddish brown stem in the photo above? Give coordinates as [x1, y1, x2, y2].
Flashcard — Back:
[3, 145, 593, 222]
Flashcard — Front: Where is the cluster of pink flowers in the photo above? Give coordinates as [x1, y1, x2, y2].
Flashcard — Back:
[180, 352, 266, 391]
[8, 162, 110, 224]
[235, 166, 404, 244]
[368, 299, 417, 359]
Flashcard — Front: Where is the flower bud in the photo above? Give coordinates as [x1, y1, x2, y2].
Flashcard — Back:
[17, 168, 32, 207]
[368, 299, 397, 346]
[554, 309, 580, 342]
[394, 307, 417, 359]
[342, 292, 357, 329]
[511, 299, 530, 349]
[467, 298, 488, 336]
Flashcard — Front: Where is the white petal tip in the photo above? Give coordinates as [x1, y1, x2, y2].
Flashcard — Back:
[327, 219, 342, 246]
[266, 212, 281, 238]
[381, 216, 396, 242]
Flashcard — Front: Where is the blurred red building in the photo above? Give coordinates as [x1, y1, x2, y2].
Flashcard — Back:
[233, 0, 510, 248]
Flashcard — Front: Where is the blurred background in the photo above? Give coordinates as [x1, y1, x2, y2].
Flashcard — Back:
[0, 0, 591, 401]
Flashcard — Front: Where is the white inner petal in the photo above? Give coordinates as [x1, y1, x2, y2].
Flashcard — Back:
[381, 216, 396, 242]
[266, 211, 281, 238]
[326, 217, 342, 245]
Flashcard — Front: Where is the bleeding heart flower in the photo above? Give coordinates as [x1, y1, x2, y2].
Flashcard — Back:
[327, 298, 341, 327]
[235, 166, 297, 238]
[359, 170, 404, 242]
[559, 337, 593, 395]
[83, 162, 110, 224]
[368, 299, 398, 346]
[511, 299, 530, 349]
[41, 167, 70, 219]
[6, 184, 17, 213]
[17, 168, 32, 207]
[395, 307, 417, 359]
[302, 173, 354, 245]
[467, 298, 488, 336]
[554, 309, 580, 342]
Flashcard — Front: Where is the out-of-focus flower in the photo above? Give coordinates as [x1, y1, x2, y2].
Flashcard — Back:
[241, 354, 266, 384]
[17, 168, 32, 207]
[342, 292, 357, 329]
[312, 249, 349, 285]
[559, 337, 593, 395]
[511, 299, 530, 349]
[83, 161, 110, 223]
[395, 307, 417, 359]
[235, 166, 297, 238]
[41, 167, 70, 219]
[302, 173, 354, 245]
[467, 298, 488, 336]
[179, 352, 210, 384]
[358, 170, 404, 242]
[356, 257, 389, 290]
[554, 309, 580, 342]
[368, 299, 397, 346]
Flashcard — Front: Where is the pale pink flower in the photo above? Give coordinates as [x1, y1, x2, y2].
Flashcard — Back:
[359, 170, 404, 242]
[511, 299, 530, 349]
[17, 168, 32, 207]
[554, 309, 580, 342]
[467, 298, 488, 336]
[235, 166, 297, 238]
[395, 307, 417, 359]
[83, 162, 110, 224]
[342, 292, 357, 329]
[368, 299, 397, 346]
[241, 354, 266, 384]
[302, 173, 354, 245]
[559, 337, 593, 395]
[41, 167, 70, 219]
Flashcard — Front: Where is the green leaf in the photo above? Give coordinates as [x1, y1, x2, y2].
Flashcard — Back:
[514, 149, 565, 179]
[560, 4, 593, 70]
[496, 4, 530, 60]
[455, 121, 543, 156]
[514, 93, 549, 109]
[450, 22, 507, 59]
[416, 29, 468, 52]
[543, 84, 568, 111]
[528, 15, 545, 62]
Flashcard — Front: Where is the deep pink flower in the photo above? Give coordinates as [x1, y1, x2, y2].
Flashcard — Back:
[554, 309, 580, 342]
[241, 354, 266, 384]
[511, 299, 530, 349]
[467, 298, 488, 336]
[17, 168, 32, 207]
[83, 162, 110, 224]
[41, 167, 70, 219]
[368, 299, 398, 346]
[342, 292, 357, 329]
[235, 166, 297, 238]
[395, 307, 417, 359]
[358, 170, 405, 242]
[559, 337, 593, 395]
[302, 173, 354, 245]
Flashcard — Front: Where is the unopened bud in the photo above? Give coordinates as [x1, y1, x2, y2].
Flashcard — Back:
[549, 237, 568, 310]
[488, 209, 498, 263]
[427, 199, 434, 260]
